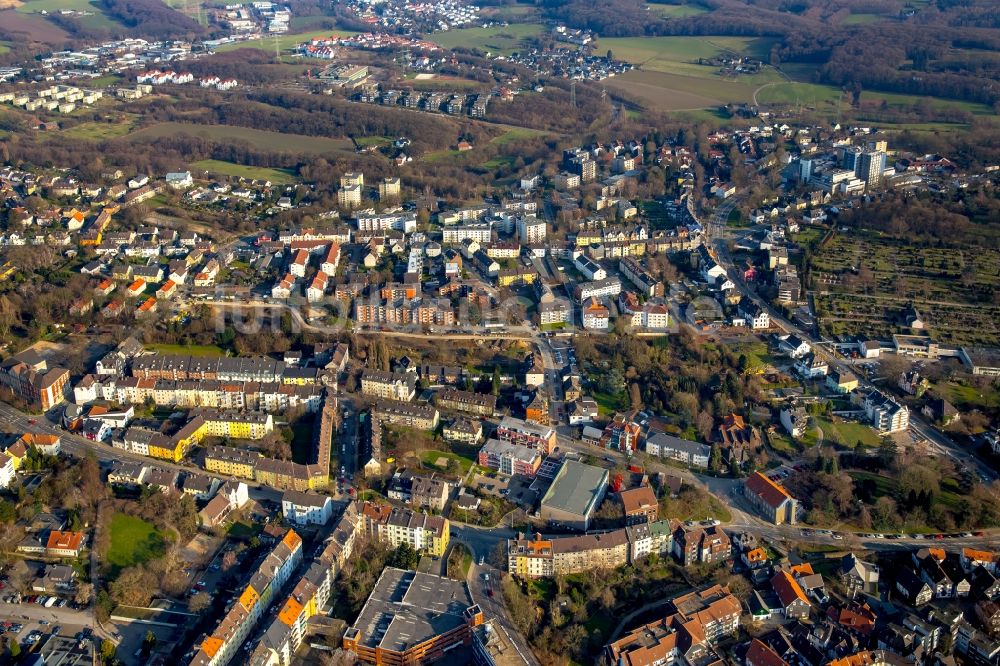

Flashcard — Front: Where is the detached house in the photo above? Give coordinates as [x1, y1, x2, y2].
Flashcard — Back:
[771, 570, 810, 619]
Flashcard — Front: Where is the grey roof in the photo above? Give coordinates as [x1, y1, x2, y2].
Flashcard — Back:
[540, 459, 608, 518]
[348, 567, 474, 653]
[282, 490, 331, 508]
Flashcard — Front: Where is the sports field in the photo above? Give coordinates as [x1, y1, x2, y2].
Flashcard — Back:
[129, 122, 354, 155]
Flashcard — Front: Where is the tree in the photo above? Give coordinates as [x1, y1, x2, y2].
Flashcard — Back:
[491, 366, 501, 396]
[143, 630, 157, 652]
[74, 582, 94, 606]
[878, 436, 898, 466]
[100, 639, 116, 664]
[708, 444, 722, 472]
[188, 591, 211, 613]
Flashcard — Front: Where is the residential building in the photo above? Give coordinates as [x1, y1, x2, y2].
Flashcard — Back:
[477, 438, 542, 478]
[373, 399, 439, 430]
[674, 524, 731, 567]
[645, 432, 710, 468]
[772, 570, 811, 619]
[46, 530, 86, 557]
[620, 485, 658, 525]
[360, 370, 416, 402]
[863, 389, 909, 433]
[841, 553, 881, 599]
[281, 491, 333, 525]
[361, 502, 450, 557]
[411, 474, 452, 512]
[494, 416, 556, 455]
[443, 418, 482, 444]
[0, 350, 70, 410]
[189, 530, 303, 666]
[507, 530, 629, 578]
[435, 389, 497, 417]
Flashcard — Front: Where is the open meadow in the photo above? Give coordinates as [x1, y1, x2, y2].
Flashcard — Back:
[430, 23, 543, 56]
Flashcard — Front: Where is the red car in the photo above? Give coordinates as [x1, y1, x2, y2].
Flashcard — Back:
[934, 534, 945, 540]
[27, 419, 37, 425]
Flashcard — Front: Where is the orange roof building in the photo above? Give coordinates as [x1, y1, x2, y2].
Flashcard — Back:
[745, 471, 797, 525]
[746, 638, 790, 666]
[771, 570, 810, 619]
[46, 530, 85, 556]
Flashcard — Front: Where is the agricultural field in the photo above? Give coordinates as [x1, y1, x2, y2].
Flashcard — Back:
[810, 230, 1000, 346]
[595, 35, 780, 109]
[0, 9, 70, 42]
[190, 159, 297, 184]
[430, 23, 543, 56]
[605, 69, 755, 109]
[14, 0, 127, 31]
[129, 122, 355, 155]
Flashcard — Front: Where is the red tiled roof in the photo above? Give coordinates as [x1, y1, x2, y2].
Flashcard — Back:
[746, 471, 793, 508]
[747, 638, 790, 666]
[771, 570, 809, 608]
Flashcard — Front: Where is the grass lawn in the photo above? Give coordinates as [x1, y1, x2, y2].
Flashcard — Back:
[420, 449, 475, 474]
[228, 519, 262, 539]
[842, 13, 884, 24]
[430, 24, 543, 56]
[15, 0, 121, 29]
[107, 513, 167, 574]
[216, 28, 360, 54]
[648, 2, 709, 18]
[490, 126, 549, 146]
[61, 119, 134, 141]
[935, 381, 1000, 412]
[290, 421, 314, 465]
[144, 343, 227, 356]
[190, 159, 297, 184]
[766, 430, 798, 455]
[733, 341, 774, 374]
[0, 42, 11, 55]
[592, 389, 629, 416]
[130, 122, 355, 155]
[813, 417, 882, 448]
[354, 135, 392, 148]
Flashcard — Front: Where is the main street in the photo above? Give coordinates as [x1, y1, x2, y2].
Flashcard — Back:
[697, 197, 998, 484]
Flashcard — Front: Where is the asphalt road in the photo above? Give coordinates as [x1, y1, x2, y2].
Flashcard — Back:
[467, 562, 539, 666]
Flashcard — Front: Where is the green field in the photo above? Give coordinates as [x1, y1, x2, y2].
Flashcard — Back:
[107, 514, 167, 574]
[490, 126, 549, 146]
[62, 119, 134, 141]
[842, 13, 884, 24]
[215, 28, 360, 54]
[420, 449, 475, 474]
[430, 24, 543, 56]
[0, 42, 9, 55]
[648, 2, 709, 17]
[813, 417, 882, 449]
[129, 122, 355, 155]
[190, 159, 297, 184]
[601, 35, 777, 76]
[15, 0, 121, 29]
[606, 69, 756, 109]
[144, 343, 227, 356]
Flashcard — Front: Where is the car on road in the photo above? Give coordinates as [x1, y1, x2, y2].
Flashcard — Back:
[27, 419, 37, 425]
[832, 534, 843, 540]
